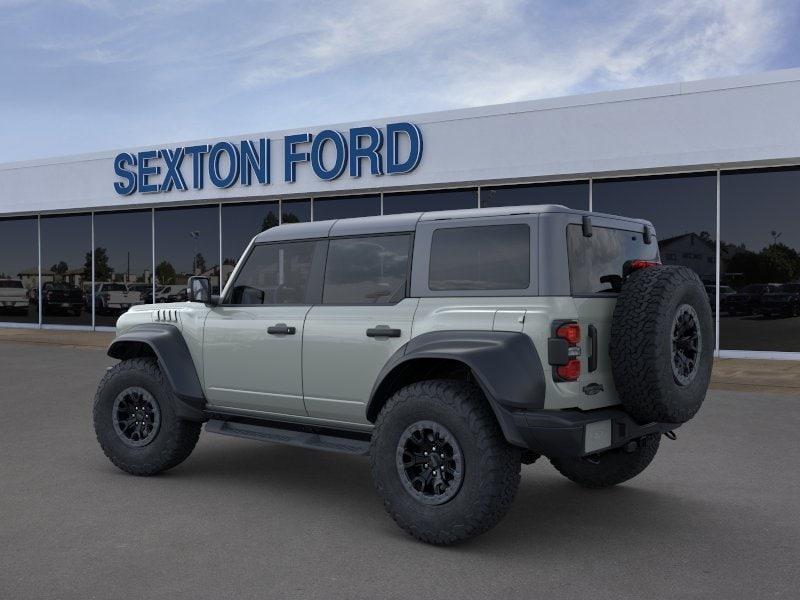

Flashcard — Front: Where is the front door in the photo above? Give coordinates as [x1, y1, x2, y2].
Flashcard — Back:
[203, 239, 326, 417]
[302, 234, 416, 425]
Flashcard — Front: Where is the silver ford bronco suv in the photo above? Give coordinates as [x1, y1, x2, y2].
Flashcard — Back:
[93, 205, 713, 545]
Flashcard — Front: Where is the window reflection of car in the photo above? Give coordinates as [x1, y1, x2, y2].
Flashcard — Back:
[0, 279, 30, 315]
[760, 283, 800, 318]
[41, 282, 84, 315]
[155, 285, 186, 303]
[723, 283, 781, 316]
[92, 283, 145, 314]
[704, 284, 736, 311]
[126, 284, 155, 304]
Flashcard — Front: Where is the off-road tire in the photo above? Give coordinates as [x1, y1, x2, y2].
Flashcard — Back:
[550, 433, 660, 488]
[370, 379, 521, 545]
[93, 358, 201, 476]
[610, 265, 713, 424]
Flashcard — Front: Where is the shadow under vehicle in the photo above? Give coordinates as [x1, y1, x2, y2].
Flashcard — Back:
[759, 283, 800, 318]
[0, 279, 30, 315]
[41, 282, 84, 316]
[722, 283, 781, 316]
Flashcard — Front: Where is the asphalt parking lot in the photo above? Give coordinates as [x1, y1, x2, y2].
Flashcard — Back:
[1, 342, 799, 600]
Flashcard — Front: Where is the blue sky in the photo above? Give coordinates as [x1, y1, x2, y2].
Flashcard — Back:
[0, 0, 798, 163]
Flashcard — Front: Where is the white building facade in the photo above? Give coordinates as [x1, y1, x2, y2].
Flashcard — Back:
[1, 69, 800, 359]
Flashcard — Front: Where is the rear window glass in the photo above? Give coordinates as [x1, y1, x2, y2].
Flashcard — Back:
[567, 224, 659, 294]
[428, 224, 530, 291]
[323, 235, 411, 305]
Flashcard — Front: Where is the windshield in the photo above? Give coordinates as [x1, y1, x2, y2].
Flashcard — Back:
[781, 284, 800, 293]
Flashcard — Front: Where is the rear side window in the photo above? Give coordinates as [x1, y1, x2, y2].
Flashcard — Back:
[567, 224, 659, 294]
[228, 241, 318, 305]
[323, 235, 411, 304]
[428, 224, 530, 291]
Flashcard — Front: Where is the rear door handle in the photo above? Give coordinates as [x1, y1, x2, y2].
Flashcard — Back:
[267, 323, 296, 335]
[366, 326, 401, 338]
[588, 324, 598, 372]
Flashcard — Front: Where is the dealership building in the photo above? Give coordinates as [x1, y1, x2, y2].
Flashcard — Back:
[1, 68, 799, 358]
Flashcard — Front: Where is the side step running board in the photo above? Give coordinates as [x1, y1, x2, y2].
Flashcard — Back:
[205, 419, 371, 456]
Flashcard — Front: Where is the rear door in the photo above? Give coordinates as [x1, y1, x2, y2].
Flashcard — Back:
[302, 234, 416, 425]
[566, 218, 659, 403]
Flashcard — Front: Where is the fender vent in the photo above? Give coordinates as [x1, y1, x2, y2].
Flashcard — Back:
[154, 309, 179, 323]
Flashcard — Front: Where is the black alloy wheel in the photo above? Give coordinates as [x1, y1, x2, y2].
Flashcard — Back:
[112, 386, 161, 447]
[671, 303, 701, 386]
[395, 420, 464, 506]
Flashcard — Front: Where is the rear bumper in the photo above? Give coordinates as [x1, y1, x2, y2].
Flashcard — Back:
[511, 407, 678, 458]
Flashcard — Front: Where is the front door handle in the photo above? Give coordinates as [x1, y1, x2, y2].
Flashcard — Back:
[267, 323, 296, 335]
[366, 326, 401, 338]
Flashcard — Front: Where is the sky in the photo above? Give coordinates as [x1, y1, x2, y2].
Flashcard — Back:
[0, 0, 798, 163]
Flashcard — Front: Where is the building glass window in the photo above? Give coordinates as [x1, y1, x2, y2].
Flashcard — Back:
[481, 181, 589, 210]
[383, 188, 478, 215]
[0, 217, 38, 324]
[313, 195, 381, 221]
[155, 205, 220, 297]
[593, 173, 718, 286]
[221, 201, 279, 287]
[282, 199, 311, 224]
[720, 167, 800, 352]
[92, 210, 153, 327]
[40, 213, 92, 325]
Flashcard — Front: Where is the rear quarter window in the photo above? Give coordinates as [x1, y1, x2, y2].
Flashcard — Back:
[567, 224, 659, 295]
[428, 224, 530, 291]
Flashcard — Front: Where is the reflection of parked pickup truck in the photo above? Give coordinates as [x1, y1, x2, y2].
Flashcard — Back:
[722, 283, 781, 315]
[92, 283, 144, 314]
[42, 282, 84, 315]
[155, 285, 187, 303]
[705, 284, 735, 312]
[760, 283, 800, 317]
[0, 279, 29, 315]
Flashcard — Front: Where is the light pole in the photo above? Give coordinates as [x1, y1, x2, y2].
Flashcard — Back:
[189, 230, 200, 274]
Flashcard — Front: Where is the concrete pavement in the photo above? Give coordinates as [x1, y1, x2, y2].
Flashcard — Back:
[0, 341, 799, 599]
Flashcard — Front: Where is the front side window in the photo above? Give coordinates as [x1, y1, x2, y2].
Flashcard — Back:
[323, 235, 411, 304]
[228, 241, 317, 305]
[429, 224, 530, 291]
[567, 224, 659, 295]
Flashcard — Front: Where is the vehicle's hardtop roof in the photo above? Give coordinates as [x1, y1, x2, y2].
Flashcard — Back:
[252, 204, 652, 243]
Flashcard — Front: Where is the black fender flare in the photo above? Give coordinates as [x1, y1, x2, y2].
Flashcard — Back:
[366, 330, 546, 447]
[107, 323, 206, 422]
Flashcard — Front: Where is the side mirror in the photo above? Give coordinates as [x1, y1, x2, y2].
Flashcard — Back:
[188, 276, 214, 304]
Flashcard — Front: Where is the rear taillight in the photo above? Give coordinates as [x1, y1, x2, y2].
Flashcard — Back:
[556, 360, 581, 381]
[629, 260, 660, 270]
[556, 323, 581, 345]
[548, 320, 582, 382]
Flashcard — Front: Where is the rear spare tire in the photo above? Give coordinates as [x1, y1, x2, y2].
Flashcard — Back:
[609, 265, 712, 424]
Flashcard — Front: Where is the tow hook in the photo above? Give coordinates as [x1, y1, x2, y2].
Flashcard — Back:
[664, 430, 677, 441]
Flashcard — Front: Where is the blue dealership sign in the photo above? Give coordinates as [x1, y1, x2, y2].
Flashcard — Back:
[113, 122, 423, 195]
